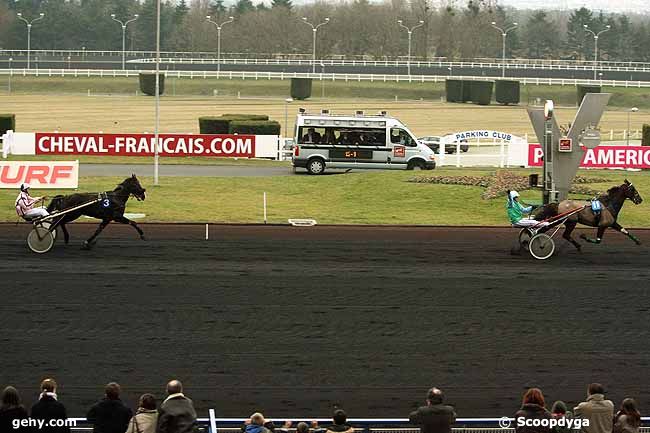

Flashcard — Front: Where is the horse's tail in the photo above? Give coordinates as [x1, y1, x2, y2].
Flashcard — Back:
[47, 195, 65, 213]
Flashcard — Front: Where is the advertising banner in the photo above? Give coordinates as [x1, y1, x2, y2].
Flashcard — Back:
[0, 161, 79, 189]
[528, 144, 650, 169]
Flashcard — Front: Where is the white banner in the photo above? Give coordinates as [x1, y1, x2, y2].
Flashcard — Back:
[0, 161, 79, 189]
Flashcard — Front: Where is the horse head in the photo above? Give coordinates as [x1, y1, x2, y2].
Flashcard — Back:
[120, 174, 147, 201]
[624, 179, 643, 205]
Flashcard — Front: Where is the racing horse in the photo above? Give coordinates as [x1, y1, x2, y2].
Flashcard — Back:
[47, 174, 147, 249]
[533, 180, 643, 251]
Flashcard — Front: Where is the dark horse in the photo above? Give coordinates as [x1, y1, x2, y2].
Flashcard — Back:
[47, 174, 147, 249]
[533, 180, 643, 251]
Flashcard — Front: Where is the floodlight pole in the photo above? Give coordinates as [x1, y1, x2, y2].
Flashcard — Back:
[302, 17, 330, 74]
[154, 0, 161, 186]
[584, 24, 611, 81]
[206, 15, 234, 75]
[16, 12, 45, 69]
[490, 21, 518, 78]
[397, 19, 425, 76]
[111, 14, 139, 70]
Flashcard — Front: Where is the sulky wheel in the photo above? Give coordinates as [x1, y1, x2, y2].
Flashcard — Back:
[529, 233, 555, 260]
[518, 228, 533, 250]
[27, 227, 55, 254]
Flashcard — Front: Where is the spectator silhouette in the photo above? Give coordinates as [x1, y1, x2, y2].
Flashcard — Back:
[314, 409, 354, 433]
[613, 398, 641, 433]
[574, 383, 614, 433]
[86, 382, 133, 433]
[550, 401, 573, 433]
[0, 386, 30, 433]
[30, 378, 70, 433]
[126, 394, 159, 433]
[409, 387, 456, 433]
[156, 380, 197, 433]
[514, 388, 552, 433]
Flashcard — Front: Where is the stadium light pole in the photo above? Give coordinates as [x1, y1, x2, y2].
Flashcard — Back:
[397, 19, 425, 76]
[302, 17, 330, 74]
[627, 107, 638, 146]
[490, 21, 518, 78]
[154, 0, 161, 186]
[111, 13, 139, 70]
[16, 12, 45, 69]
[284, 98, 293, 138]
[584, 24, 611, 81]
[206, 15, 234, 75]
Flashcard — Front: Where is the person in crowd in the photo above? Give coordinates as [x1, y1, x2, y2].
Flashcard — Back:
[86, 382, 133, 433]
[613, 398, 641, 433]
[243, 413, 274, 433]
[126, 394, 159, 433]
[30, 378, 70, 433]
[409, 387, 456, 433]
[156, 380, 197, 433]
[336, 131, 350, 145]
[0, 386, 30, 433]
[506, 190, 546, 228]
[573, 383, 614, 433]
[313, 409, 354, 433]
[320, 129, 337, 145]
[514, 388, 552, 433]
[302, 128, 322, 144]
[550, 400, 573, 433]
[15, 183, 49, 219]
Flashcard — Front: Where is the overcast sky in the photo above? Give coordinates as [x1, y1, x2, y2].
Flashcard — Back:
[281, 0, 648, 14]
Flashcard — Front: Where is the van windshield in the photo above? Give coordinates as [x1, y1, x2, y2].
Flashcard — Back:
[390, 128, 416, 147]
[298, 126, 386, 146]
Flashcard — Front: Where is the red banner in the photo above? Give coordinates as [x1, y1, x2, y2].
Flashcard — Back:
[528, 144, 650, 169]
[35, 133, 256, 157]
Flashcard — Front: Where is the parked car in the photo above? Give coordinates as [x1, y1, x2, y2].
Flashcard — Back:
[419, 136, 469, 154]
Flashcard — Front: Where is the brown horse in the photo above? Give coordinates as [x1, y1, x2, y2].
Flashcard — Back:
[533, 180, 643, 251]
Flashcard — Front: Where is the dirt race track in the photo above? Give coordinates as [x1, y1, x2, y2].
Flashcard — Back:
[1, 223, 650, 419]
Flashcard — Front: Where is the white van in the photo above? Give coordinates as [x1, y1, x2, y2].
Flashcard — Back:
[291, 110, 436, 175]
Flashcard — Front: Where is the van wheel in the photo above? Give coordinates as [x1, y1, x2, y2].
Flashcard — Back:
[307, 158, 325, 175]
[407, 160, 425, 170]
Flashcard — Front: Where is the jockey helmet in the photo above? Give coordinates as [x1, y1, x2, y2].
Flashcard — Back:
[509, 190, 520, 200]
[20, 183, 31, 192]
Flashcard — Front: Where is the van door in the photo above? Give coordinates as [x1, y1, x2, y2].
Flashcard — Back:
[388, 128, 418, 169]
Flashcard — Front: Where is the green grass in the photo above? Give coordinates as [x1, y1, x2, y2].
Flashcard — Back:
[5, 154, 290, 166]
[3, 76, 650, 108]
[2, 168, 649, 226]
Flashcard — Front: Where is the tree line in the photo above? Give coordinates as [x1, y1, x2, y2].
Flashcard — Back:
[1, 0, 650, 62]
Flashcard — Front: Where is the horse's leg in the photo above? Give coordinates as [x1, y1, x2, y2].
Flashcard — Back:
[114, 216, 146, 240]
[580, 226, 607, 244]
[562, 220, 582, 251]
[612, 222, 642, 245]
[60, 223, 70, 245]
[82, 219, 111, 249]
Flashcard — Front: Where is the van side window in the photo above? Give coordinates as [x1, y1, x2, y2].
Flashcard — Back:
[390, 128, 416, 147]
[298, 127, 326, 144]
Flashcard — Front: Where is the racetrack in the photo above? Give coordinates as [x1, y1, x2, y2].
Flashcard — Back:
[1, 224, 650, 418]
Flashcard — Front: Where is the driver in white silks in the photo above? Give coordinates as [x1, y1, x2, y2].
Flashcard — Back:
[15, 183, 49, 219]
[506, 190, 548, 228]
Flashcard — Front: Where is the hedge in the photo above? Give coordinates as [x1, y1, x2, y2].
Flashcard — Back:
[495, 80, 520, 105]
[229, 120, 282, 135]
[445, 80, 463, 103]
[139, 73, 165, 96]
[470, 81, 494, 105]
[291, 78, 312, 100]
[577, 85, 601, 106]
[0, 114, 15, 134]
[643, 124, 650, 146]
[199, 114, 272, 134]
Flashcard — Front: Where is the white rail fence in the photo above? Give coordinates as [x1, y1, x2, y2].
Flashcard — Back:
[1, 68, 650, 88]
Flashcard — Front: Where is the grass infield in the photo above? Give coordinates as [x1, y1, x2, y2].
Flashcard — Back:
[1, 168, 648, 226]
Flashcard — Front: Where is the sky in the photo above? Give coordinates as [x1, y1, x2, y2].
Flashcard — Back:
[281, 0, 648, 14]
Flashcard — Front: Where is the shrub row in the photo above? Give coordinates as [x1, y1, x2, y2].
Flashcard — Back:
[576, 85, 601, 106]
[643, 124, 650, 146]
[0, 114, 15, 134]
[198, 114, 280, 135]
[291, 78, 312, 100]
[139, 73, 165, 96]
[445, 80, 520, 105]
